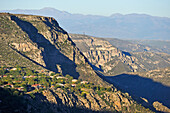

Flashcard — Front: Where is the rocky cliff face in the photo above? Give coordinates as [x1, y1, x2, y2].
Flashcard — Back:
[0, 13, 108, 86]
[1, 86, 155, 113]
[25, 88, 153, 113]
[70, 34, 170, 75]
[153, 101, 170, 113]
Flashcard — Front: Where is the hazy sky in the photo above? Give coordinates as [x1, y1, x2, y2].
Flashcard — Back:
[0, 0, 170, 17]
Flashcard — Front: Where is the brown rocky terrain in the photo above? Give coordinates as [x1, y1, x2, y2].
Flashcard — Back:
[70, 34, 170, 75]
[39, 88, 152, 113]
[153, 101, 170, 113]
[0, 86, 155, 113]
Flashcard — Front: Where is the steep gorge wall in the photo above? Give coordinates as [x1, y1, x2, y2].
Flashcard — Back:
[70, 34, 140, 74]
[70, 34, 170, 75]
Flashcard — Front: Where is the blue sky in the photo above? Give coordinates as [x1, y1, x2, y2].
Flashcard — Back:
[0, 0, 170, 17]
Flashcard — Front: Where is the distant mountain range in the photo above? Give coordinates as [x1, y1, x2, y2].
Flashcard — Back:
[1, 7, 170, 40]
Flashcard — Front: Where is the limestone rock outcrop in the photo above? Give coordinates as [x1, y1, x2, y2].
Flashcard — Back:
[70, 34, 170, 75]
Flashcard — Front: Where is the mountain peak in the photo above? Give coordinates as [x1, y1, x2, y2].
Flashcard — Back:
[110, 13, 123, 17]
[40, 7, 66, 13]
[40, 7, 58, 11]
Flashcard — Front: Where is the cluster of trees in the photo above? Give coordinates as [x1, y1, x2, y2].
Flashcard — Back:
[0, 66, 113, 97]
[0, 66, 49, 91]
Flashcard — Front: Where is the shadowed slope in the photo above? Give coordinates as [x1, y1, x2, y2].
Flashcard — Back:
[105, 74, 170, 109]
[11, 15, 80, 78]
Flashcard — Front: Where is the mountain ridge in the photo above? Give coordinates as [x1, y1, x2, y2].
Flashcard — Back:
[3, 7, 170, 18]
[1, 7, 170, 40]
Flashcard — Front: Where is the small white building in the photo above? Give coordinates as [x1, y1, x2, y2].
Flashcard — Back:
[57, 83, 65, 86]
[56, 76, 66, 79]
[50, 76, 54, 78]
[81, 81, 88, 84]
[72, 79, 78, 83]
[71, 84, 77, 87]
[11, 68, 17, 71]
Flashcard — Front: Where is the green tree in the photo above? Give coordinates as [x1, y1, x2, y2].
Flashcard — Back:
[81, 92, 86, 98]
[52, 77, 57, 84]
[13, 90, 19, 96]
[0, 80, 4, 85]
[16, 65, 22, 72]
[0, 67, 6, 75]
[28, 78, 35, 85]
[57, 78, 65, 84]
[50, 72, 55, 76]
[106, 87, 112, 92]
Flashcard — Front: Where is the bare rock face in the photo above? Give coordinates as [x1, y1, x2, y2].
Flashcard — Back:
[70, 34, 170, 75]
[70, 34, 139, 74]
[40, 88, 150, 113]
[153, 101, 170, 113]
[11, 42, 34, 52]
[10, 42, 46, 67]
[71, 34, 120, 66]
[56, 64, 62, 74]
